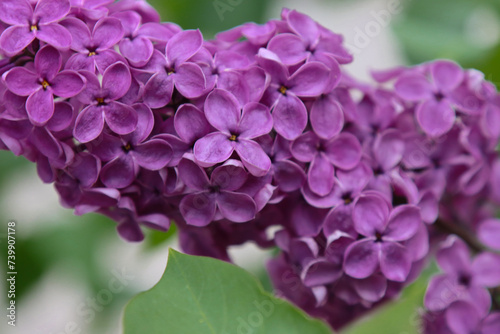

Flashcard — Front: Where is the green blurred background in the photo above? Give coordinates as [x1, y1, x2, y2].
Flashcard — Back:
[2, 0, 500, 333]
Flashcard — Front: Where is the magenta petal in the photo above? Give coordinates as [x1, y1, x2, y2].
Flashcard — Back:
[234, 139, 271, 177]
[211, 161, 248, 191]
[204, 89, 240, 133]
[132, 139, 172, 170]
[482, 313, 500, 334]
[174, 104, 211, 143]
[344, 239, 379, 279]
[302, 259, 342, 287]
[310, 94, 344, 140]
[384, 205, 421, 241]
[216, 191, 256, 223]
[416, 99, 455, 137]
[31, 127, 62, 159]
[36, 23, 72, 50]
[0, 0, 32, 25]
[267, 33, 307, 65]
[60, 17, 91, 52]
[287, 10, 319, 44]
[173, 62, 206, 99]
[308, 153, 335, 196]
[471, 252, 500, 287]
[445, 301, 480, 334]
[27, 89, 54, 125]
[143, 73, 174, 108]
[101, 155, 136, 188]
[35, 45, 62, 80]
[51, 71, 85, 98]
[436, 236, 471, 276]
[273, 160, 306, 192]
[74, 105, 104, 143]
[273, 95, 307, 140]
[194, 133, 234, 167]
[379, 242, 411, 282]
[47, 102, 73, 132]
[93, 17, 124, 50]
[102, 61, 131, 100]
[353, 275, 387, 302]
[373, 130, 405, 171]
[119, 36, 153, 66]
[116, 221, 144, 242]
[166, 29, 203, 65]
[324, 133, 362, 170]
[34, 0, 70, 24]
[239, 102, 273, 139]
[352, 193, 390, 236]
[178, 158, 210, 191]
[478, 219, 500, 250]
[424, 275, 458, 311]
[291, 131, 319, 162]
[288, 61, 331, 97]
[4, 67, 39, 96]
[104, 102, 138, 135]
[0, 26, 35, 55]
[395, 74, 433, 101]
[431, 60, 464, 92]
[180, 193, 216, 227]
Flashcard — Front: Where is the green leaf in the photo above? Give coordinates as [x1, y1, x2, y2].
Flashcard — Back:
[123, 249, 333, 334]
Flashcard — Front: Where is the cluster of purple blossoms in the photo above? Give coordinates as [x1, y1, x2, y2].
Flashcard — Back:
[0, 1, 499, 332]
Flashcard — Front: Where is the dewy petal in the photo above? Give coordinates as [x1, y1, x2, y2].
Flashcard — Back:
[308, 153, 335, 197]
[436, 236, 471, 276]
[352, 193, 390, 236]
[310, 94, 344, 140]
[93, 17, 124, 50]
[178, 158, 210, 191]
[267, 33, 308, 65]
[211, 161, 248, 191]
[216, 191, 256, 223]
[143, 72, 174, 108]
[0, 0, 32, 25]
[102, 62, 131, 101]
[238, 102, 273, 139]
[73, 105, 104, 143]
[445, 301, 480, 334]
[478, 219, 500, 250]
[173, 62, 206, 99]
[273, 95, 308, 140]
[174, 104, 211, 144]
[379, 242, 411, 282]
[344, 239, 379, 279]
[35, 45, 62, 80]
[204, 89, 240, 133]
[288, 61, 330, 97]
[471, 252, 500, 287]
[395, 73, 434, 101]
[100, 155, 136, 189]
[34, 0, 71, 24]
[373, 129, 405, 171]
[51, 71, 85, 98]
[104, 101, 138, 135]
[60, 17, 91, 52]
[290, 131, 319, 162]
[234, 139, 272, 177]
[166, 29, 203, 66]
[193, 133, 234, 167]
[180, 193, 216, 227]
[384, 205, 421, 241]
[4, 67, 39, 96]
[416, 99, 455, 137]
[132, 139, 172, 170]
[36, 23, 72, 50]
[324, 133, 362, 170]
[431, 60, 464, 93]
[26, 88, 54, 125]
[0, 26, 35, 56]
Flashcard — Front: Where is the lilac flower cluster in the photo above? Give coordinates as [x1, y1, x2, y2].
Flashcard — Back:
[0, 1, 499, 332]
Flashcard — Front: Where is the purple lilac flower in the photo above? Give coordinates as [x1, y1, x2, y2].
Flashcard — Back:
[3, 45, 85, 125]
[0, 0, 72, 55]
[178, 158, 257, 226]
[74, 61, 137, 142]
[62, 16, 124, 73]
[194, 89, 273, 176]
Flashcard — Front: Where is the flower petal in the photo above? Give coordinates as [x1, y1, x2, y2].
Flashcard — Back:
[26, 88, 54, 125]
[180, 193, 216, 227]
[119, 36, 153, 66]
[74, 105, 104, 143]
[194, 132, 234, 167]
[4, 67, 39, 96]
[211, 161, 248, 191]
[51, 71, 85, 98]
[104, 101, 138, 135]
[273, 160, 306, 192]
[324, 133, 361, 170]
[431, 60, 464, 93]
[344, 239, 379, 279]
[173, 62, 206, 99]
[416, 99, 455, 137]
[302, 259, 342, 287]
[478, 219, 500, 250]
[166, 29, 203, 65]
[373, 129, 405, 171]
[471, 252, 500, 287]
[273, 94, 307, 140]
[287, 10, 319, 45]
[216, 191, 256, 223]
[35, 45, 62, 80]
[234, 139, 271, 177]
[288, 61, 330, 97]
[308, 153, 335, 196]
[132, 139, 172, 170]
[0, 26, 35, 55]
[34, 0, 70, 24]
[178, 158, 210, 191]
[436, 236, 471, 276]
[93, 17, 124, 50]
[291, 131, 319, 162]
[174, 104, 211, 144]
[0, 0, 32, 25]
[102, 61, 131, 101]
[267, 33, 307, 65]
[384, 205, 421, 241]
[310, 94, 344, 140]
[204, 89, 240, 133]
[395, 74, 433, 101]
[100, 155, 136, 188]
[60, 17, 91, 52]
[36, 23, 72, 50]
[239, 102, 273, 139]
[352, 193, 390, 236]
[352, 275, 387, 302]
[379, 241, 411, 282]
[445, 301, 480, 334]
[143, 72, 174, 108]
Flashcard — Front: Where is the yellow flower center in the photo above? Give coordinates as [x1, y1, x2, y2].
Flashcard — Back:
[229, 134, 237, 141]
[96, 97, 105, 105]
[30, 25, 38, 31]
[41, 80, 49, 89]
[88, 51, 96, 57]
[279, 85, 287, 95]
